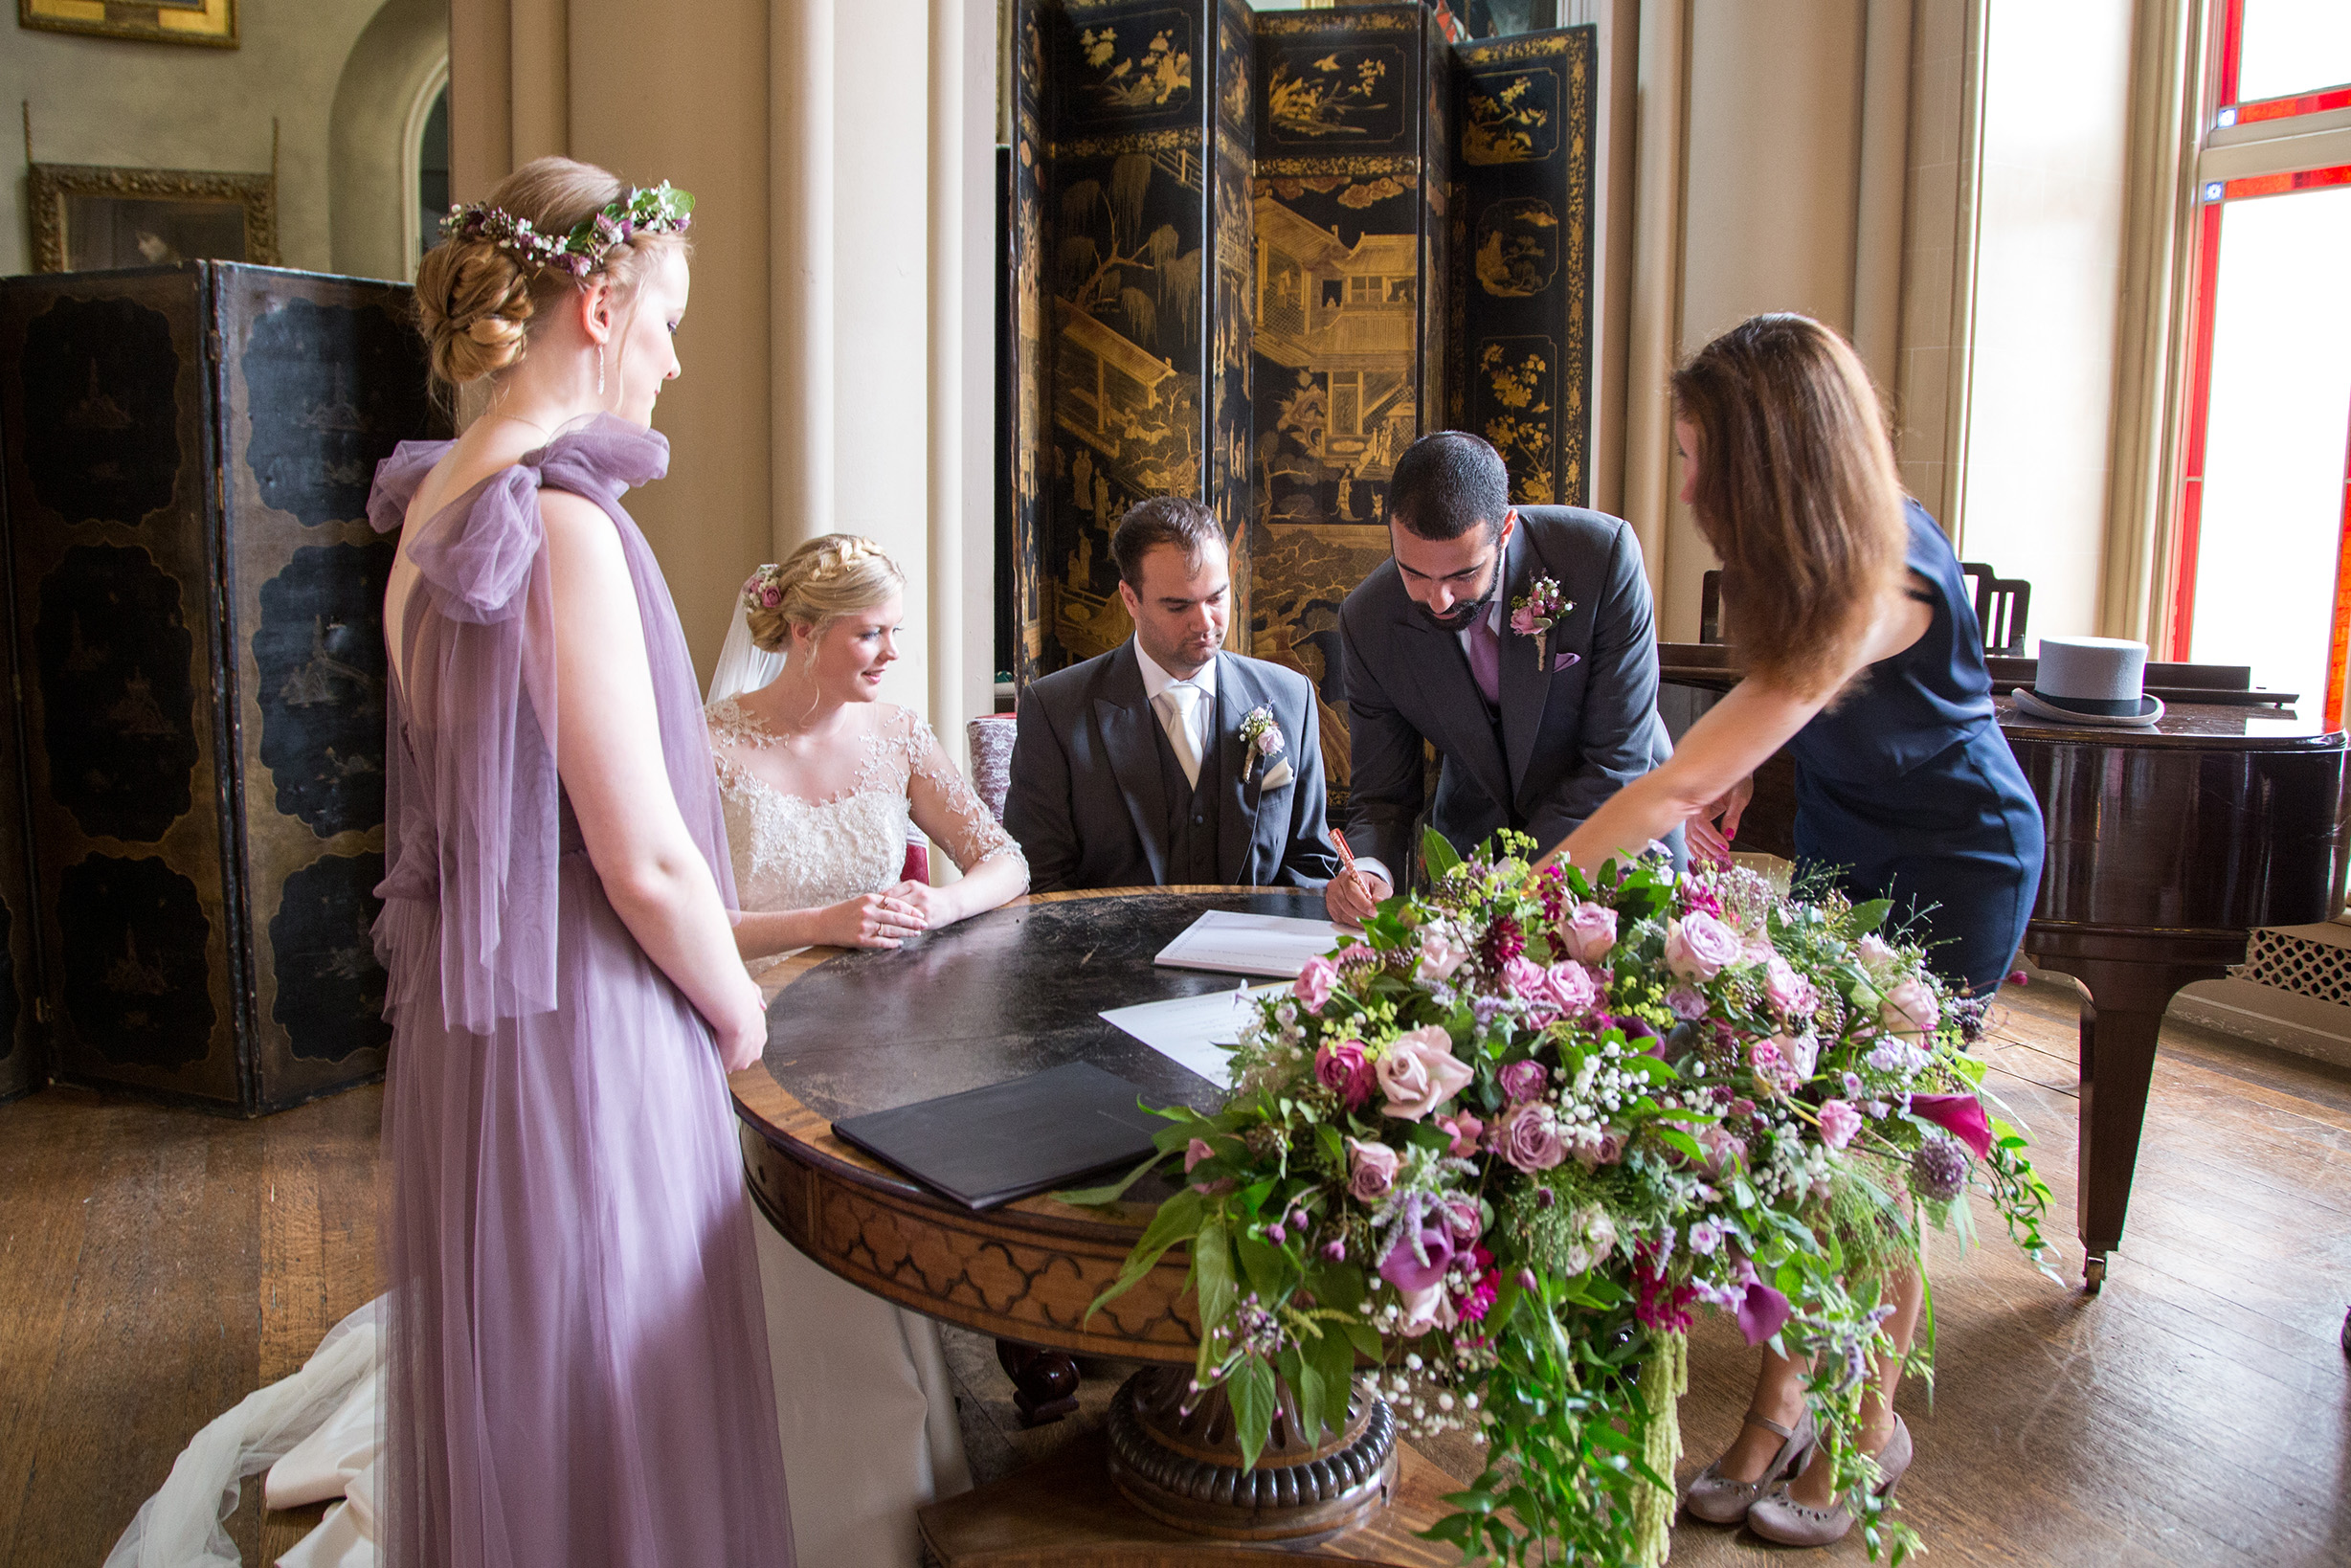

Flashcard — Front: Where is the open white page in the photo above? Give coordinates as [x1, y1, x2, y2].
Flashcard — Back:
[1100, 984, 1283, 1088]
[1153, 909, 1342, 978]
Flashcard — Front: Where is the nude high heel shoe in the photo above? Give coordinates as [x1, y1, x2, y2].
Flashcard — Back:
[1682, 1408, 1816, 1525]
[1745, 1414, 1914, 1546]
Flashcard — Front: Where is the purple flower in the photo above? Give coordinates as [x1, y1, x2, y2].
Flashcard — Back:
[1817, 1099, 1863, 1151]
[1843, 1070, 1864, 1099]
[1322, 1237, 1347, 1261]
[1736, 1277, 1794, 1346]
[1560, 902, 1619, 963]
[1441, 1196, 1483, 1244]
[1910, 1135, 1969, 1202]
[1497, 1101, 1566, 1173]
[1697, 1123, 1747, 1176]
[1510, 604, 1542, 637]
[1293, 955, 1338, 1013]
[1498, 1057, 1551, 1104]
[1667, 986, 1710, 1020]
[1665, 912, 1743, 981]
[1378, 1224, 1456, 1293]
[1688, 1220, 1723, 1256]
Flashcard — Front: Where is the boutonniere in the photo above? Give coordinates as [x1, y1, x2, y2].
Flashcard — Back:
[1239, 705, 1291, 788]
[1510, 575, 1574, 668]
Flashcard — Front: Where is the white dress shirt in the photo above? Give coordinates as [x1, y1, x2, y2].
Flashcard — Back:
[1133, 638, 1218, 775]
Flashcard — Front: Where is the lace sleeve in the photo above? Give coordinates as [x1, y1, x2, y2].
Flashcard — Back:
[893, 708, 1026, 878]
[703, 698, 754, 789]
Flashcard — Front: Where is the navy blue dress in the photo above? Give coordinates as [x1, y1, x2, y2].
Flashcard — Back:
[1786, 501, 2045, 995]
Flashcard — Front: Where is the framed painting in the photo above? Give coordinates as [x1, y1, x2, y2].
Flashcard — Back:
[26, 162, 277, 273]
[18, 0, 235, 48]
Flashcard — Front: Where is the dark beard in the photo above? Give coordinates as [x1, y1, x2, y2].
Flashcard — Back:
[1416, 571, 1498, 633]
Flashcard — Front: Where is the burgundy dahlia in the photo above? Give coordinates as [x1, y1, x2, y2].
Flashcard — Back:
[1484, 915, 1525, 967]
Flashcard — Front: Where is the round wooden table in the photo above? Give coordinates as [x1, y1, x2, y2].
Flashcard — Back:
[728, 887, 1466, 1566]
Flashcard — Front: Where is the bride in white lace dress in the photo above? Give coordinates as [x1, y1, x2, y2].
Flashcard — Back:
[705, 534, 1026, 1568]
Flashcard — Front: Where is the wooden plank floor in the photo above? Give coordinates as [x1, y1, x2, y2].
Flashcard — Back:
[4, 981, 2348, 1565]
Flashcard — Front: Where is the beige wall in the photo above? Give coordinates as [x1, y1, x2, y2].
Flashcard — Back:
[450, 0, 998, 732]
[3, 0, 415, 278]
[329, 0, 451, 282]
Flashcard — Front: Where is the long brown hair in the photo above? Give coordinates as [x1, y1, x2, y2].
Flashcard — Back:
[1671, 314, 1907, 698]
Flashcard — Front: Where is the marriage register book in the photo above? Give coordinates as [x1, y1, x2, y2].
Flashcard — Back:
[829, 1062, 1165, 1211]
[1153, 908, 1342, 978]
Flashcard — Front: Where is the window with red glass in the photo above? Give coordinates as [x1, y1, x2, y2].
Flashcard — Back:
[2169, 0, 2351, 725]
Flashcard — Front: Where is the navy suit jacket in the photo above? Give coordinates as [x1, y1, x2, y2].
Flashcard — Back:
[1337, 506, 1672, 879]
[1005, 642, 1343, 893]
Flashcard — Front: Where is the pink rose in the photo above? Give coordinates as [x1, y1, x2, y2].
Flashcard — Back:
[1697, 1122, 1748, 1176]
[1749, 1036, 1799, 1098]
[1571, 1124, 1626, 1169]
[1376, 1026, 1475, 1121]
[1497, 1100, 1566, 1173]
[1782, 1032, 1819, 1082]
[1510, 604, 1541, 636]
[1498, 1057, 1550, 1104]
[1184, 1137, 1215, 1173]
[1435, 1110, 1484, 1157]
[759, 584, 783, 608]
[1418, 923, 1470, 982]
[1665, 912, 1743, 981]
[1314, 1040, 1374, 1110]
[1764, 954, 1818, 1019]
[1345, 1136, 1400, 1202]
[1505, 958, 1598, 1028]
[1441, 1196, 1483, 1244]
[1395, 1279, 1459, 1338]
[1817, 1098, 1863, 1151]
[1500, 954, 1546, 1001]
[1666, 986, 1709, 1020]
[1882, 975, 1940, 1035]
[1856, 934, 1901, 981]
[1560, 902, 1618, 963]
[1293, 955, 1337, 1014]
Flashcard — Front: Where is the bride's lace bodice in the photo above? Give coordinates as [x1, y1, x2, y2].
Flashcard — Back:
[705, 698, 1022, 919]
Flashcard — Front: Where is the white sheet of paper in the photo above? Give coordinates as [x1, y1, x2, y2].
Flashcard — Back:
[1100, 985, 1282, 1088]
[1153, 908, 1343, 978]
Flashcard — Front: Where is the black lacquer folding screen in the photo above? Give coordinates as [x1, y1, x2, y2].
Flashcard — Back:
[0, 262, 438, 1112]
[1008, 1, 1595, 799]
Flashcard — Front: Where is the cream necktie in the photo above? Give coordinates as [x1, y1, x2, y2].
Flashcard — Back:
[1153, 684, 1203, 789]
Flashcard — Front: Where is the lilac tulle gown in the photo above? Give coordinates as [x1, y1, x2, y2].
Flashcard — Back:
[367, 416, 795, 1568]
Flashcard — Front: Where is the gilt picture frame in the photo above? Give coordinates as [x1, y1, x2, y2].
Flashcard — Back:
[18, 0, 236, 49]
[27, 162, 277, 274]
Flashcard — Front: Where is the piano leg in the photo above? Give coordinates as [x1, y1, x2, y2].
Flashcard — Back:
[2024, 953, 2234, 1294]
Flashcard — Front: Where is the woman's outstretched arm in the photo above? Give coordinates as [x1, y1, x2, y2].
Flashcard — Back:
[542, 490, 768, 1071]
[902, 719, 1029, 924]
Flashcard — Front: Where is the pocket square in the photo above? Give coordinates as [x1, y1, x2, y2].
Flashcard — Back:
[1259, 758, 1295, 791]
[1553, 651, 1581, 673]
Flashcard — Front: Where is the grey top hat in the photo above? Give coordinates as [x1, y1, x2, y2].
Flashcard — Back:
[2011, 635, 2163, 727]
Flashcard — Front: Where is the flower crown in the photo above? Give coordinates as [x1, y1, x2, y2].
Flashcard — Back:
[741, 539, 895, 616]
[438, 182, 695, 280]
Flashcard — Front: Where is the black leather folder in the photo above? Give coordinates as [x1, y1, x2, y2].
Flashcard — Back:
[829, 1062, 1166, 1211]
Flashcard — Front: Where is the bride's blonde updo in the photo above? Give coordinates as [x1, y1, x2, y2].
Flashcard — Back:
[742, 534, 907, 654]
[414, 156, 686, 386]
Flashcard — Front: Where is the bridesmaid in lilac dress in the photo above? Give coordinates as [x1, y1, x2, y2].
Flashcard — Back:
[369, 158, 794, 1566]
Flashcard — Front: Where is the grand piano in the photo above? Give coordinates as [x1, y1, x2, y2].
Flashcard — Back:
[1659, 647, 2351, 1290]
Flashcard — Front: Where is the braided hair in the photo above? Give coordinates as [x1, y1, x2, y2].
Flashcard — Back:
[741, 534, 907, 654]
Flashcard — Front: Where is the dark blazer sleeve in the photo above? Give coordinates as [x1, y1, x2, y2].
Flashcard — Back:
[1003, 685, 1082, 894]
[1337, 602, 1427, 879]
[1271, 678, 1342, 889]
[1523, 519, 1669, 857]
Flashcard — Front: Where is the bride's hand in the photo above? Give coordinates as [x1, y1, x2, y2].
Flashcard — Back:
[812, 889, 930, 950]
[884, 879, 952, 928]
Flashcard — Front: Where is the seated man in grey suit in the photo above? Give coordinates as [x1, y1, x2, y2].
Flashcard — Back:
[1006, 497, 1342, 892]
[1327, 431, 1673, 924]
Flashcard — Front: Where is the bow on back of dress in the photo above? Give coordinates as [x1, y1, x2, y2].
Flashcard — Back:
[364, 415, 728, 1037]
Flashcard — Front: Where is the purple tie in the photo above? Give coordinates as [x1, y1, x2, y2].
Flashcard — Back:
[1466, 613, 1501, 707]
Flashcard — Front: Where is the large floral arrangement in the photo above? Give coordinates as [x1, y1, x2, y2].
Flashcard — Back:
[1077, 832, 2055, 1565]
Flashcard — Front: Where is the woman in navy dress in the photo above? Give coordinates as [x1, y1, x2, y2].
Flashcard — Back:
[1546, 314, 2043, 1544]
